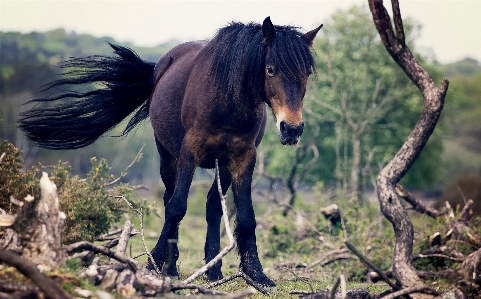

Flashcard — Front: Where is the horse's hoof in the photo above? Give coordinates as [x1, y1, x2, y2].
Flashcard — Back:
[243, 269, 276, 287]
[206, 270, 224, 282]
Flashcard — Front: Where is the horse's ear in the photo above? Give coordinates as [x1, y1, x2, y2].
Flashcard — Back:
[262, 17, 276, 44]
[302, 24, 323, 46]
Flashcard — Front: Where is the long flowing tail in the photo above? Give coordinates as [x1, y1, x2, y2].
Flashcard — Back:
[18, 43, 155, 149]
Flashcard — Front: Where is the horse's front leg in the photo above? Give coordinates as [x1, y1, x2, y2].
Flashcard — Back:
[230, 148, 276, 287]
[150, 142, 197, 277]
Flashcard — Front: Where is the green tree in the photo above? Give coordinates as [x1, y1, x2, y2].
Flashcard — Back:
[260, 5, 445, 206]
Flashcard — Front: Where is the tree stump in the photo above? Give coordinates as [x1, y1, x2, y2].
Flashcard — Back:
[2, 172, 67, 271]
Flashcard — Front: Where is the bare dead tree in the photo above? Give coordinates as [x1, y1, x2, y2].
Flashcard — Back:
[255, 141, 319, 216]
[366, 0, 449, 296]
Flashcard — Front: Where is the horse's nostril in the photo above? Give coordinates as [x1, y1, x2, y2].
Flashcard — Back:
[280, 120, 287, 134]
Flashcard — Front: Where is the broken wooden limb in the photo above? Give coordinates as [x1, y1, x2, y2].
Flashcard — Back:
[115, 195, 161, 276]
[95, 228, 123, 241]
[293, 287, 372, 299]
[395, 184, 447, 218]
[380, 286, 440, 299]
[307, 248, 351, 270]
[454, 247, 481, 297]
[182, 159, 235, 284]
[0, 249, 72, 299]
[320, 204, 341, 226]
[64, 241, 137, 272]
[345, 241, 399, 291]
[110, 220, 133, 266]
[116, 269, 135, 298]
[0, 280, 39, 295]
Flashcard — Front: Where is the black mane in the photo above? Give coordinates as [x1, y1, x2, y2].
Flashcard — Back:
[206, 22, 316, 104]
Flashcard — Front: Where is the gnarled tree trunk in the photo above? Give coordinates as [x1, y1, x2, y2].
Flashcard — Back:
[367, 0, 449, 296]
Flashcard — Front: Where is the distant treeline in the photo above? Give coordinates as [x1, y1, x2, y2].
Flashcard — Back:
[1, 9, 481, 195]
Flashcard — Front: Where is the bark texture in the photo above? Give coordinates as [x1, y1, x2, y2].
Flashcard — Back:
[21, 172, 67, 271]
[367, 0, 449, 295]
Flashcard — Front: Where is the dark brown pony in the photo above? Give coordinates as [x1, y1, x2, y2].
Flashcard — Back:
[19, 17, 322, 286]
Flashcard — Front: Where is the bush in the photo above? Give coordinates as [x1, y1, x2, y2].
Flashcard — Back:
[0, 138, 148, 244]
[0, 140, 40, 215]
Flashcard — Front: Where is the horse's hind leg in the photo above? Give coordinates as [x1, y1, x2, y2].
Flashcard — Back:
[150, 140, 196, 277]
[149, 139, 180, 277]
[204, 166, 231, 281]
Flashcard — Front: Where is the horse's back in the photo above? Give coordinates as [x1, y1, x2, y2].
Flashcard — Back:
[150, 41, 206, 157]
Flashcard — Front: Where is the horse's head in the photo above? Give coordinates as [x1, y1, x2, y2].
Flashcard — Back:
[262, 17, 322, 146]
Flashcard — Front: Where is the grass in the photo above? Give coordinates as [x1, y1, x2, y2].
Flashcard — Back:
[115, 186, 395, 297]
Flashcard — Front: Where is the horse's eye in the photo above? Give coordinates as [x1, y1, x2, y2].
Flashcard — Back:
[266, 65, 274, 77]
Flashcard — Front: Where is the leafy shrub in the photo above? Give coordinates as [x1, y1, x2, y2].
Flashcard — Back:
[0, 139, 40, 214]
[0, 138, 149, 244]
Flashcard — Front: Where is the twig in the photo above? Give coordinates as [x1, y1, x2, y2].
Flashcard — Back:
[114, 195, 161, 275]
[205, 272, 243, 289]
[132, 252, 147, 259]
[340, 274, 346, 299]
[171, 283, 256, 298]
[64, 241, 137, 272]
[105, 144, 145, 186]
[182, 159, 235, 284]
[395, 184, 447, 218]
[0, 152, 5, 165]
[381, 285, 440, 299]
[329, 277, 340, 299]
[0, 279, 40, 294]
[345, 241, 399, 290]
[413, 253, 464, 263]
[0, 250, 72, 299]
[238, 272, 270, 295]
[110, 220, 133, 265]
[95, 228, 123, 241]
[307, 249, 349, 269]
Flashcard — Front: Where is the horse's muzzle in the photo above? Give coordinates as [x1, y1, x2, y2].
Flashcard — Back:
[278, 120, 304, 145]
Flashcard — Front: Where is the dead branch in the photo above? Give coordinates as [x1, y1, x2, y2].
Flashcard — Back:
[95, 228, 123, 241]
[0, 153, 5, 165]
[0, 250, 72, 299]
[447, 200, 481, 248]
[204, 271, 269, 295]
[64, 241, 137, 272]
[182, 159, 235, 284]
[171, 283, 256, 298]
[345, 241, 399, 290]
[395, 184, 447, 218]
[380, 286, 440, 299]
[307, 248, 350, 269]
[413, 253, 464, 263]
[0, 280, 39, 295]
[105, 144, 144, 186]
[114, 195, 161, 275]
[368, 0, 449, 292]
[329, 276, 340, 299]
[110, 220, 133, 266]
[454, 247, 481, 296]
[293, 288, 372, 299]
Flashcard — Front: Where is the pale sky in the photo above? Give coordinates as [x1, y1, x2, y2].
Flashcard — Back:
[1, 0, 480, 64]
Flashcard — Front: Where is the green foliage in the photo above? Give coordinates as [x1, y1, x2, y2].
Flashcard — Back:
[260, 5, 445, 192]
[0, 139, 40, 214]
[57, 157, 128, 244]
[0, 138, 148, 244]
